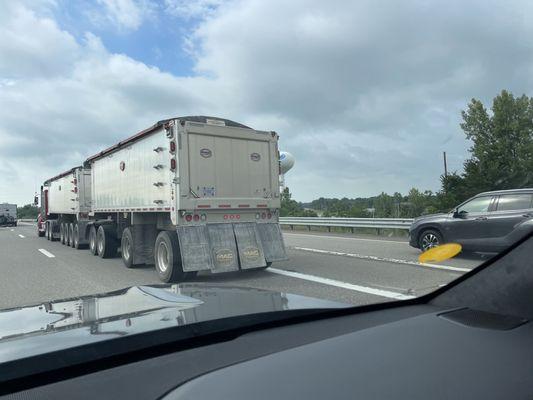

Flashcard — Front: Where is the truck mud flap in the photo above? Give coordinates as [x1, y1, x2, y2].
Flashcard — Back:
[206, 224, 240, 273]
[233, 223, 267, 269]
[176, 226, 213, 272]
[256, 223, 288, 262]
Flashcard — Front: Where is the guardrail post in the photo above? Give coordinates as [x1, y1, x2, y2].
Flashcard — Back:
[350, 227, 354, 234]
[376, 228, 381, 236]
[327, 226, 331, 232]
[307, 225, 311, 231]
[290, 225, 294, 230]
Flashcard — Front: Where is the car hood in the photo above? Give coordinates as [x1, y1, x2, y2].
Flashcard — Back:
[413, 213, 449, 223]
[0, 284, 348, 363]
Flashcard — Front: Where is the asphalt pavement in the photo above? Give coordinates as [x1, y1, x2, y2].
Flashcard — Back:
[0, 223, 490, 310]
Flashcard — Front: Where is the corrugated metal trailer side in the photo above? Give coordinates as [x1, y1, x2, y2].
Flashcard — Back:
[41, 167, 92, 246]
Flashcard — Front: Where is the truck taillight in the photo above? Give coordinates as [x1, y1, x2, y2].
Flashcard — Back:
[193, 214, 200, 222]
[185, 214, 192, 222]
[169, 141, 176, 153]
[170, 158, 176, 171]
[261, 212, 266, 219]
[267, 212, 272, 219]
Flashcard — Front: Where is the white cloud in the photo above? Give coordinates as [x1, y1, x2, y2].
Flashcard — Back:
[164, 0, 225, 20]
[93, 0, 155, 31]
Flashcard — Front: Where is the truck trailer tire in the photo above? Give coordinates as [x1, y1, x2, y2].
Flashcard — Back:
[69, 223, 75, 248]
[46, 222, 51, 241]
[73, 223, 82, 249]
[97, 225, 118, 258]
[89, 225, 98, 255]
[154, 231, 185, 283]
[121, 227, 135, 268]
[60, 223, 65, 244]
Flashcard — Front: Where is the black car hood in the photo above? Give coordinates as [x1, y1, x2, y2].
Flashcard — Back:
[0, 284, 348, 363]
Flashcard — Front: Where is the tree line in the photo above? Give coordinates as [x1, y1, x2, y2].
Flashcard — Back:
[281, 90, 533, 218]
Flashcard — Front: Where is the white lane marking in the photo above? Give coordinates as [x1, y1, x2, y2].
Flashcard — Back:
[291, 246, 471, 273]
[10, 229, 14, 232]
[18, 234, 25, 238]
[38, 249, 55, 258]
[284, 232, 407, 244]
[267, 267, 415, 300]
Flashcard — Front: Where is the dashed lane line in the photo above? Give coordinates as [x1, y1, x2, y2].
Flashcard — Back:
[38, 249, 55, 258]
[18, 234, 25, 238]
[291, 246, 471, 273]
[267, 267, 415, 300]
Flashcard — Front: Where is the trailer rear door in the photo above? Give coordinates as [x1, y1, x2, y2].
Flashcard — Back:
[180, 122, 279, 207]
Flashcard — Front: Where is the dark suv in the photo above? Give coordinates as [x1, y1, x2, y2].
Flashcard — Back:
[409, 188, 533, 252]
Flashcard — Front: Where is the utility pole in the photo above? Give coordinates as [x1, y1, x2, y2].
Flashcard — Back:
[443, 151, 448, 178]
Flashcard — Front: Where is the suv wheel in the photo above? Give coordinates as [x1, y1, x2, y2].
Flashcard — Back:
[419, 229, 443, 251]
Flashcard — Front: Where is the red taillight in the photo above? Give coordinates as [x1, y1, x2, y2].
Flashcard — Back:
[73, 187, 78, 193]
[185, 214, 193, 222]
[261, 212, 266, 219]
[170, 158, 176, 171]
[169, 141, 176, 153]
[223, 215, 228, 220]
[229, 214, 235, 219]
[236, 214, 240, 219]
[73, 178, 77, 185]
[267, 212, 272, 219]
[193, 214, 200, 221]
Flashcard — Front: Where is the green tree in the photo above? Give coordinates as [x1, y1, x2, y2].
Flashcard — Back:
[280, 187, 317, 217]
[374, 192, 394, 217]
[17, 204, 39, 219]
[459, 90, 533, 196]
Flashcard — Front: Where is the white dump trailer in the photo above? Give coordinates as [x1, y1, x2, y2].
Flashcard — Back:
[41, 116, 289, 282]
[41, 167, 92, 245]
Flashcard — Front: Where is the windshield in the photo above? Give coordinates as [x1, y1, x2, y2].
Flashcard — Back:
[1, 1, 531, 343]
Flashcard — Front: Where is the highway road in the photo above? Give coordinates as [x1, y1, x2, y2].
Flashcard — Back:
[0, 223, 490, 310]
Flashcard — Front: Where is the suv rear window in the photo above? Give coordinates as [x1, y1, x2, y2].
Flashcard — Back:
[496, 194, 533, 211]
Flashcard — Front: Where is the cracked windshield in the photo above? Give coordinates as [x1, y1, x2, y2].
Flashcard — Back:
[1, 1, 532, 336]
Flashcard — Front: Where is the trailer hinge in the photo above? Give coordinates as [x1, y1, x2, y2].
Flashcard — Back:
[153, 164, 164, 170]
[153, 182, 164, 187]
[172, 177, 180, 184]
[153, 146, 164, 153]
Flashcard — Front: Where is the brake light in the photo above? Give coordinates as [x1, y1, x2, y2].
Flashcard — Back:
[169, 141, 176, 153]
[185, 214, 193, 222]
[267, 212, 272, 219]
[170, 158, 176, 171]
[261, 212, 266, 219]
[193, 214, 200, 221]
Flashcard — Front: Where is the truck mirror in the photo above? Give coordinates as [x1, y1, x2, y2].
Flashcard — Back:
[34, 196, 39, 206]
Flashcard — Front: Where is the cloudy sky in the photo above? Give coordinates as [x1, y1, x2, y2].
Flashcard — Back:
[1, 0, 532, 205]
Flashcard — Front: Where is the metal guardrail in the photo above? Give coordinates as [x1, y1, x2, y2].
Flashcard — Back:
[279, 217, 414, 231]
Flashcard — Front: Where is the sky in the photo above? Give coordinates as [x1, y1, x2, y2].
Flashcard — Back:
[1, 0, 533, 205]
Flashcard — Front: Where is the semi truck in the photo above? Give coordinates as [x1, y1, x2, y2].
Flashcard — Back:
[0, 203, 17, 227]
[40, 116, 292, 282]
